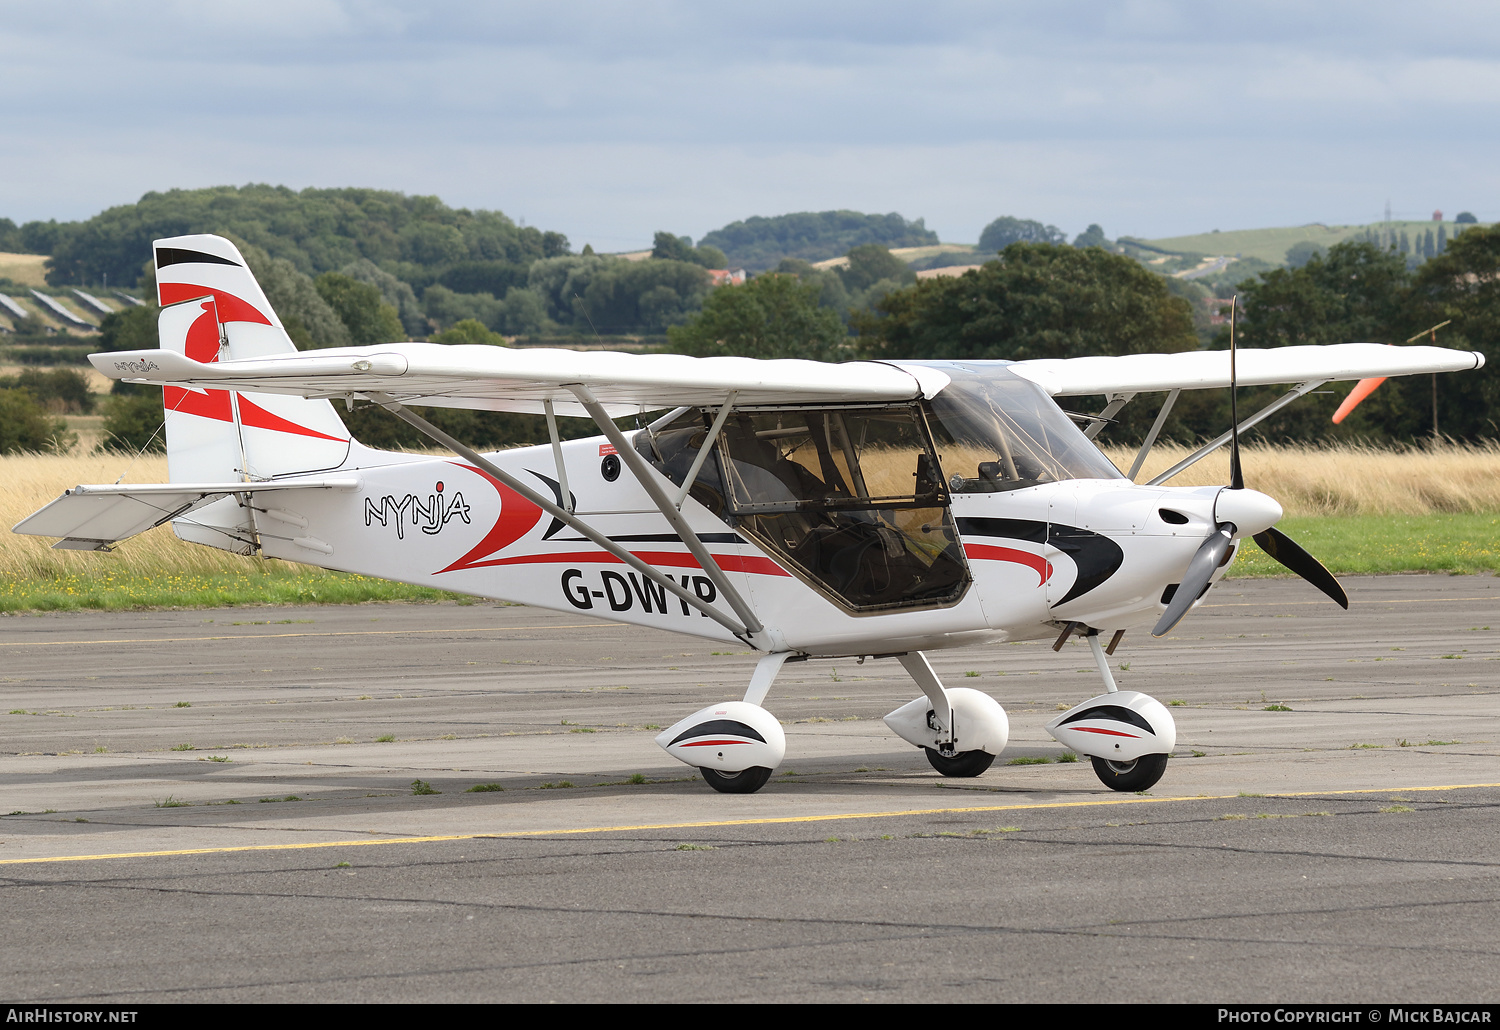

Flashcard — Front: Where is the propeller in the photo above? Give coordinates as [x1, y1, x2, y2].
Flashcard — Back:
[1153, 296, 1347, 637]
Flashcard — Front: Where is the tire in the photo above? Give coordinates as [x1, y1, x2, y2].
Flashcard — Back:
[1090, 753, 1169, 792]
[924, 748, 995, 777]
[700, 766, 773, 794]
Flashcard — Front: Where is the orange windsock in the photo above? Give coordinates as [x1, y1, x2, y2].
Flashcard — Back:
[1332, 377, 1386, 424]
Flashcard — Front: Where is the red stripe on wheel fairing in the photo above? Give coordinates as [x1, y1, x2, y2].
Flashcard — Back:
[677, 739, 752, 747]
[1071, 727, 1142, 738]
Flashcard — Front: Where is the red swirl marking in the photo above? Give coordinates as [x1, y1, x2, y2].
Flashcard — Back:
[437, 463, 546, 574]
[163, 299, 232, 423]
[158, 283, 271, 325]
[237, 397, 347, 442]
[963, 543, 1053, 586]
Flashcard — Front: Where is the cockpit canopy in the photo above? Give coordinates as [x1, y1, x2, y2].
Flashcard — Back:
[914, 362, 1123, 493]
[637, 364, 1120, 613]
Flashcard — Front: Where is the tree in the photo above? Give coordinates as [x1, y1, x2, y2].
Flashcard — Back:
[698, 211, 938, 271]
[838, 244, 914, 294]
[240, 246, 351, 350]
[1455, 212, 1478, 224]
[429, 319, 506, 346]
[1404, 223, 1500, 438]
[314, 272, 404, 345]
[856, 242, 1196, 363]
[96, 305, 159, 353]
[667, 274, 849, 361]
[978, 216, 1066, 254]
[651, 232, 727, 269]
[0, 369, 94, 414]
[1230, 242, 1410, 350]
[98, 393, 164, 453]
[41, 184, 570, 288]
[0, 388, 71, 454]
[1284, 241, 1327, 268]
[1072, 224, 1112, 250]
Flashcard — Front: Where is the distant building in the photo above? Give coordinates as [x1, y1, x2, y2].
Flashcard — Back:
[1433, 210, 1444, 221]
[708, 269, 747, 286]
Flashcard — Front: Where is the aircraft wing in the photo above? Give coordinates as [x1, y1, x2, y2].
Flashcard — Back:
[1004, 343, 1484, 397]
[92, 344, 948, 417]
[13, 479, 359, 550]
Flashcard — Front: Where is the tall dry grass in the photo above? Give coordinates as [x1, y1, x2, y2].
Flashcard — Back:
[1099, 441, 1500, 517]
[0, 452, 256, 584]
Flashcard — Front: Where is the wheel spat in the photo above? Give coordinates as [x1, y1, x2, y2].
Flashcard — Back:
[1252, 526, 1348, 609]
[1152, 522, 1236, 637]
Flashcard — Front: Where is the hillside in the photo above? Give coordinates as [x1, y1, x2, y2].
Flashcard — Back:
[1137, 220, 1479, 265]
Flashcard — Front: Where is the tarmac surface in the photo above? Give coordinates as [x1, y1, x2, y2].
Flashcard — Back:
[1, 573, 1498, 1003]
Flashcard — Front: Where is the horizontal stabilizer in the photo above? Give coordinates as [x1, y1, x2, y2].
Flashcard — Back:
[13, 479, 359, 550]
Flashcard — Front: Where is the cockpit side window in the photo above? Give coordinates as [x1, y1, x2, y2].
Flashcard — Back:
[716, 404, 969, 613]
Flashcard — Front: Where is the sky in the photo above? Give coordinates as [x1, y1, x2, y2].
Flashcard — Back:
[1, 1, 1497, 252]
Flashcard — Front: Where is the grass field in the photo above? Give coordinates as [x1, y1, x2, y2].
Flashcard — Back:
[1137, 220, 1477, 265]
[0, 444, 1495, 612]
[0, 252, 48, 288]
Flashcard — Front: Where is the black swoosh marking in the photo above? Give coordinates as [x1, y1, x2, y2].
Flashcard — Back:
[956, 517, 1123, 607]
[668, 719, 766, 746]
[155, 247, 242, 269]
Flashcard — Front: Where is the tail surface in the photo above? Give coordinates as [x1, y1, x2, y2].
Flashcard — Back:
[154, 234, 352, 551]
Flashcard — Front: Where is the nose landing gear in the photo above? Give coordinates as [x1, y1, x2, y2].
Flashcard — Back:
[1046, 628, 1176, 792]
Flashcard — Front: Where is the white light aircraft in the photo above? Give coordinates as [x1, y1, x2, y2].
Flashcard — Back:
[15, 235, 1486, 793]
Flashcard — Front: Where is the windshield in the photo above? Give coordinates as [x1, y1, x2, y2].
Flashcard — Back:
[919, 364, 1123, 493]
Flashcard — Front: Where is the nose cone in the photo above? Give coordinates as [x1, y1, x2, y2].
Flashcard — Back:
[1214, 487, 1282, 537]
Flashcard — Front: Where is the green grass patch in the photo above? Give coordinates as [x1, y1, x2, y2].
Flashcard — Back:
[1227, 514, 1500, 577]
[0, 564, 463, 613]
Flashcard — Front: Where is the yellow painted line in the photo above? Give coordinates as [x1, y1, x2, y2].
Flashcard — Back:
[0, 624, 622, 647]
[5, 781, 1498, 867]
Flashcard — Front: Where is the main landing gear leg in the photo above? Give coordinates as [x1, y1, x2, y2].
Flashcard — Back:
[884, 652, 1008, 777]
[655, 652, 794, 795]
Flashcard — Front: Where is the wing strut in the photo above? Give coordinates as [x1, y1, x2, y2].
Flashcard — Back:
[1082, 392, 1135, 440]
[367, 393, 755, 642]
[1146, 380, 1326, 486]
[1127, 389, 1180, 481]
[673, 392, 736, 509]
[566, 384, 765, 638]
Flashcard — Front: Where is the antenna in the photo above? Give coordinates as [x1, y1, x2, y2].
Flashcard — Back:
[1228, 294, 1242, 490]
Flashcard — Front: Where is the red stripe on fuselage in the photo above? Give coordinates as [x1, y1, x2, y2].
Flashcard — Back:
[963, 543, 1053, 586]
[448, 548, 790, 577]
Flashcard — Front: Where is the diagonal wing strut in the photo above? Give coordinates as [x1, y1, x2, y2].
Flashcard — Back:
[366, 392, 759, 643]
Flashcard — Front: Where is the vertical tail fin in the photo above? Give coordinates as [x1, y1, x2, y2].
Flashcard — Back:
[154, 235, 352, 552]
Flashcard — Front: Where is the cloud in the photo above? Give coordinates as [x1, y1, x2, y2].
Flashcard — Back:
[3, 1, 1498, 238]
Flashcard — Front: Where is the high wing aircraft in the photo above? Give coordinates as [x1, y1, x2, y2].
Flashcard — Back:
[15, 235, 1485, 794]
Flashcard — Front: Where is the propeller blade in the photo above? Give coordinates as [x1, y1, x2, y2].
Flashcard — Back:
[1153, 522, 1236, 637]
[1252, 527, 1349, 609]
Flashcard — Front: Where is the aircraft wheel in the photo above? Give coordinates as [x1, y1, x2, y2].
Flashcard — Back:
[1090, 753, 1169, 792]
[924, 748, 995, 777]
[700, 766, 773, 794]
